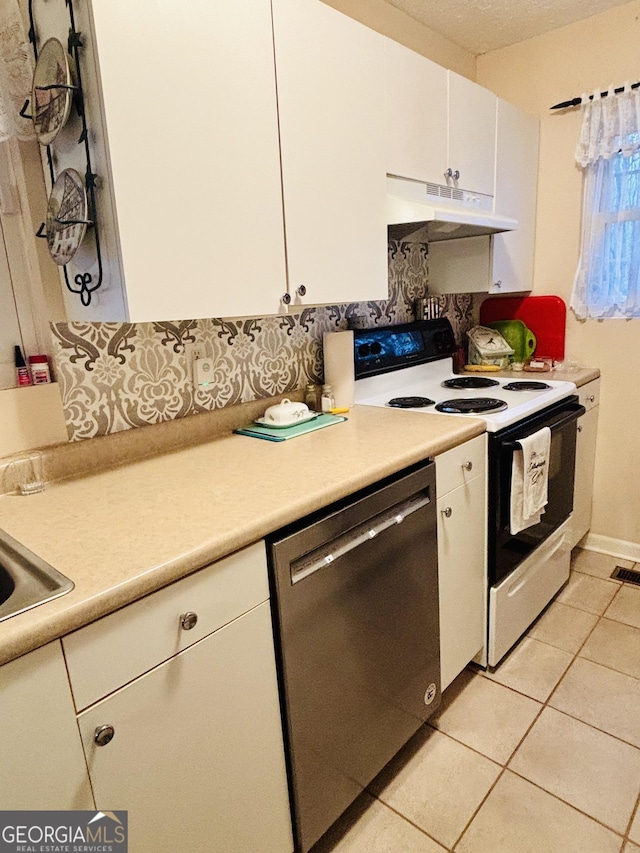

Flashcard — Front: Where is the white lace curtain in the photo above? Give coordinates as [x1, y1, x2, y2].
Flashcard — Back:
[0, 0, 35, 142]
[571, 85, 640, 319]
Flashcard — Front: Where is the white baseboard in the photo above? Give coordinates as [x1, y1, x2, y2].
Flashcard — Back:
[578, 532, 640, 563]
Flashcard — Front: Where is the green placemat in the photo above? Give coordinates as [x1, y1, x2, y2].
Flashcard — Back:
[233, 413, 347, 442]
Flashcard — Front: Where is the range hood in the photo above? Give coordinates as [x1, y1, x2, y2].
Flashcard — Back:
[387, 175, 518, 242]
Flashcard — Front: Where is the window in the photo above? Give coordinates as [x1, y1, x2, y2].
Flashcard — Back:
[571, 89, 640, 319]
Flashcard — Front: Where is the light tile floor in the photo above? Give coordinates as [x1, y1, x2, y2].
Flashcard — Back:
[315, 548, 640, 853]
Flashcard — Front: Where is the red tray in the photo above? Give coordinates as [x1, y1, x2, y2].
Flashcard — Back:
[479, 295, 566, 361]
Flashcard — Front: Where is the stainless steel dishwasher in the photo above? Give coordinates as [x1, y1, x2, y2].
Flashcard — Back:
[267, 461, 440, 853]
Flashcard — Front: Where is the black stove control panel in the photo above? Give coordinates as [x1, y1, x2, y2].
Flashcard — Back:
[353, 318, 456, 379]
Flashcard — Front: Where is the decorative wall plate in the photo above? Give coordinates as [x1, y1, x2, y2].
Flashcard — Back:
[46, 168, 88, 265]
[32, 37, 74, 146]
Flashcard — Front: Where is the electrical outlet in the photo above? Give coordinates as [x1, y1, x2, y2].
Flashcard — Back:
[194, 357, 215, 387]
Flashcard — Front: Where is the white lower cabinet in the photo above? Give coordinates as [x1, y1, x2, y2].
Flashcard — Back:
[571, 379, 600, 548]
[436, 435, 487, 690]
[64, 543, 293, 853]
[0, 641, 94, 810]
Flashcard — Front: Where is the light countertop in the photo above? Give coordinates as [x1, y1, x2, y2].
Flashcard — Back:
[468, 365, 600, 386]
[0, 405, 484, 666]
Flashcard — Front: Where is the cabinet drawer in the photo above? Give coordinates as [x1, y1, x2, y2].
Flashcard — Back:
[577, 379, 600, 411]
[436, 434, 487, 497]
[63, 542, 269, 710]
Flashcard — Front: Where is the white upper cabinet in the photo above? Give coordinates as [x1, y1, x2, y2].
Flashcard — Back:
[491, 99, 540, 293]
[384, 42, 496, 197]
[271, 0, 388, 307]
[447, 72, 497, 198]
[385, 39, 448, 186]
[56, 1, 536, 317]
[88, 0, 287, 321]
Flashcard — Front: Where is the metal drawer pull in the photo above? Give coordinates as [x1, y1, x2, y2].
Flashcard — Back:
[291, 493, 431, 584]
[442, 507, 452, 518]
[577, 424, 583, 432]
[587, 395, 595, 403]
[463, 460, 473, 471]
[94, 725, 115, 747]
[180, 611, 198, 631]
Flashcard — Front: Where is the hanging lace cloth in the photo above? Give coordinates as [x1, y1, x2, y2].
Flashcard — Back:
[0, 1, 35, 142]
[571, 84, 640, 319]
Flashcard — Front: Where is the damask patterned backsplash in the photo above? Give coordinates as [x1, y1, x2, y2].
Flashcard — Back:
[51, 241, 478, 441]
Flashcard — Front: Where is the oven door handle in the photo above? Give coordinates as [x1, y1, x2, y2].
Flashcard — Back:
[501, 404, 586, 448]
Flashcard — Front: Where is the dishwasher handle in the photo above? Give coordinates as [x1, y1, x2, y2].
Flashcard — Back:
[290, 492, 431, 585]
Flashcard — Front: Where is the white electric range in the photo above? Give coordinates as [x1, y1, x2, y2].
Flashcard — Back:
[353, 320, 576, 430]
[351, 319, 584, 667]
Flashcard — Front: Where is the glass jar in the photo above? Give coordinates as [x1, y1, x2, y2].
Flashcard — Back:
[321, 384, 335, 412]
[305, 383, 320, 412]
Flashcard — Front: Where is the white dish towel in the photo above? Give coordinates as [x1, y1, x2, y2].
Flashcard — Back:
[510, 427, 551, 535]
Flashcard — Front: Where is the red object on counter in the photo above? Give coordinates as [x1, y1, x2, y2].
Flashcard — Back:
[28, 354, 51, 384]
[14, 345, 31, 386]
[479, 295, 567, 361]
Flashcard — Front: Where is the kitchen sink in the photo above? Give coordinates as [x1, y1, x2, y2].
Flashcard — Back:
[0, 528, 73, 624]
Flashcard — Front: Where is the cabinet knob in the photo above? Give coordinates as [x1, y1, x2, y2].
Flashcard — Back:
[494, 280, 502, 289]
[463, 460, 473, 471]
[296, 285, 307, 297]
[442, 506, 452, 518]
[94, 725, 115, 747]
[180, 611, 198, 631]
[444, 168, 460, 180]
[588, 395, 595, 403]
[281, 293, 291, 306]
[577, 424, 583, 433]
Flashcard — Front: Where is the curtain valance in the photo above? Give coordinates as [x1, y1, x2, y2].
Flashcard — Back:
[575, 86, 640, 167]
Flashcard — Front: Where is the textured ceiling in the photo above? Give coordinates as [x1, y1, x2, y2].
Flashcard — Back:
[381, 0, 633, 54]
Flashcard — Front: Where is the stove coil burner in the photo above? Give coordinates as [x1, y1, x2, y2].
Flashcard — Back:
[502, 381, 552, 391]
[436, 397, 508, 414]
[442, 376, 500, 389]
[387, 396, 435, 408]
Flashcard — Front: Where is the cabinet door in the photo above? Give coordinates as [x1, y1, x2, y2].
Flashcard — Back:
[437, 474, 487, 691]
[428, 234, 492, 294]
[491, 99, 539, 294]
[571, 405, 599, 548]
[384, 38, 448, 185]
[77, 602, 292, 853]
[447, 72, 497, 198]
[0, 642, 94, 809]
[272, 0, 388, 307]
[89, 0, 287, 321]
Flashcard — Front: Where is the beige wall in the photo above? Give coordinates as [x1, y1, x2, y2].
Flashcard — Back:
[477, 0, 640, 549]
[321, 0, 476, 78]
[0, 385, 69, 457]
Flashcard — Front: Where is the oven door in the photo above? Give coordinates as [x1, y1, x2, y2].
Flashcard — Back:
[488, 396, 585, 586]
